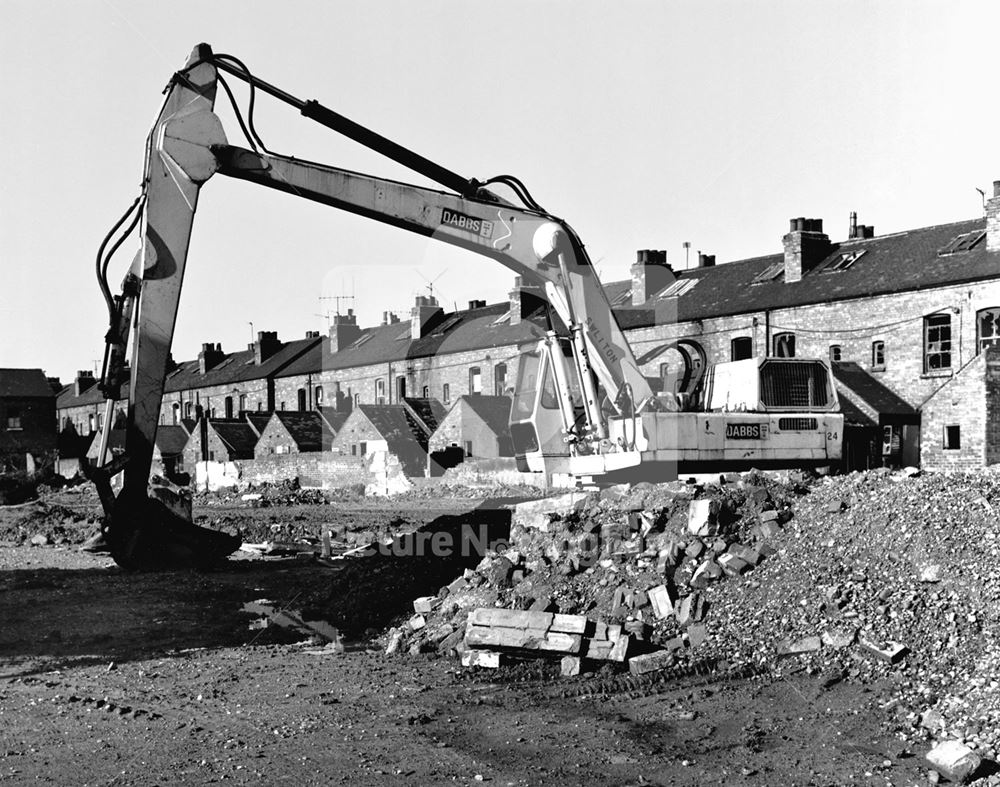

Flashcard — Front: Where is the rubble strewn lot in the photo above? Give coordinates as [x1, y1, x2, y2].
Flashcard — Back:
[2, 471, 1000, 784]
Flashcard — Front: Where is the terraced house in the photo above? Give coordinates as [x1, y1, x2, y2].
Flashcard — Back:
[55, 180, 1000, 474]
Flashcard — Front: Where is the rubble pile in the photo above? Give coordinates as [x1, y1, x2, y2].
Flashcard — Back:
[0, 502, 99, 546]
[387, 468, 1000, 765]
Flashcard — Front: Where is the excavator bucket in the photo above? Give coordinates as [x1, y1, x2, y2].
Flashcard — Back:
[106, 491, 241, 571]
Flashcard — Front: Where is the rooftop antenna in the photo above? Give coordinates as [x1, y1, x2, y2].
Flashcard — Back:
[418, 268, 449, 301]
[248, 321, 254, 342]
[682, 242, 691, 269]
[977, 187, 987, 215]
[320, 294, 355, 316]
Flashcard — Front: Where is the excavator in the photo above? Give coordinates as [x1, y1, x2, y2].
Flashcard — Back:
[88, 44, 843, 570]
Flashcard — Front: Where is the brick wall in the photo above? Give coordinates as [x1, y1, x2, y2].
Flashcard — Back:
[920, 353, 986, 471]
[239, 453, 370, 489]
[163, 379, 272, 423]
[984, 348, 1000, 466]
[428, 403, 503, 458]
[329, 410, 387, 458]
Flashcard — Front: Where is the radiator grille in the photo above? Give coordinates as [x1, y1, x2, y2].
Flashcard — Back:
[760, 361, 831, 408]
[778, 417, 818, 431]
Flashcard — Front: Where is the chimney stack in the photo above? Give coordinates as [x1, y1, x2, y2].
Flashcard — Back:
[253, 331, 281, 365]
[630, 249, 673, 305]
[411, 294, 444, 338]
[468, 299, 486, 310]
[508, 275, 545, 326]
[198, 342, 225, 374]
[848, 212, 875, 240]
[697, 252, 716, 268]
[329, 308, 361, 351]
[782, 217, 831, 283]
[987, 180, 1000, 252]
[74, 370, 96, 396]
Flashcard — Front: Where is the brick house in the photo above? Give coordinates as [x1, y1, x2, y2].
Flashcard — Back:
[0, 368, 57, 473]
[253, 411, 335, 458]
[329, 403, 432, 476]
[429, 395, 514, 471]
[182, 419, 259, 466]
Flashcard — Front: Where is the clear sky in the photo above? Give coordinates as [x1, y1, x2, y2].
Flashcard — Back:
[2, 1, 998, 384]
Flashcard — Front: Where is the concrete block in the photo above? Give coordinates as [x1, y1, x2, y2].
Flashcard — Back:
[608, 633, 630, 662]
[469, 608, 553, 631]
[461, 650, 501, 669]
[821, 627, 857, 649]
[718, 553, 749, 576]
[760, 521, 782, 539]
[529, 596, 554, 612]
[691, 559, 723, 588]
[760, 510, 779, 522]
[413, 596, 436, 615]
[925, 740, 982, 784]
[858, 638, 908, 663]
[648, 584, 675, 619]
[560, 656, 582, 677]
[465, 625, 582, 654]
[825, 499, 847, 513]
[687, 499, 720, 537]
[777, 636, 822, 658]
[551, 613, 588, 635]
[624, 620, 650, 640]
[628, 648, 677, 676]
[408, 614, 427, 631]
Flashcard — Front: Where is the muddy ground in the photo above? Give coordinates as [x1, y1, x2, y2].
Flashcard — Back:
[0, 490, 930, 785]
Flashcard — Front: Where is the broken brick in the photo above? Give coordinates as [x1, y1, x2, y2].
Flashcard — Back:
[560, 655, 582, 677]
[628, 648, 677, 676]
[413, 596, 436, 615]
[777, 636, 822, 658]
[461, 650, 501, 669]
[858, 638, 908, 664]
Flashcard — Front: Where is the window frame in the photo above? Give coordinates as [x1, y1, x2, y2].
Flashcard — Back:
[829, 345, 842, 362]
[943, 424, 961, 450]
[923, 313, 953, 373]
[772, 332, 796, 358]
[731, 337, 753, 362]
[976, 307, 1000, 354]
[469, 366, 482, 395]
[871, 340, 885, 371]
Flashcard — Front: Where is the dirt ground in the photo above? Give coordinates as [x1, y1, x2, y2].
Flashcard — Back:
[0, 491, 931, 785]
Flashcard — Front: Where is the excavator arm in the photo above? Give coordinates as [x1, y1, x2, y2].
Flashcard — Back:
[93, 43, 653, 569]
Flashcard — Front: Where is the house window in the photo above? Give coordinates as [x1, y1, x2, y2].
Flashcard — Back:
[280, 401, 286, 411]
[315, 387, 324, 408]
[396, 376, 406, 401]
[360, 442, 367, 456]
[494, 363, 508, 395]
[354, 393, 360, 407]
[297, 388, 307, 410]
[773, 332, 796, 358]
[443, 383, 451, 404]
[872, 341, 885, 370]
[464, 440, 473, 457]
[731, 337, 753, 361]
[924, 313, 952, 372]
[209, 450, 215, 461]
[257, 401, 263, 411]
[469, 366, 482, 395]
[351, 444, 357, 456]
[224, 396, 234, 419]
[6, 408, 22, 430]
[422, 385, 429, 398]
[375, 378, 386, 405]
[172, 403, 180, 425]
[977, 308, 1000, 353]
[944, 425, 961, 450]
[829, 345, 842, 362]
[184, 402, 192, 419]
[239, 394, 247, 412]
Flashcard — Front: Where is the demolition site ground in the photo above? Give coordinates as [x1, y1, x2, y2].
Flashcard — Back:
[0, 474, 998, 785]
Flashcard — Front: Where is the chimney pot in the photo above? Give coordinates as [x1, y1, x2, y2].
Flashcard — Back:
[994, 180, 1000, 198]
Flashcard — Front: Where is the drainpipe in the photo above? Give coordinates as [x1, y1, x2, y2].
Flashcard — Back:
[764, 310, 772, 357]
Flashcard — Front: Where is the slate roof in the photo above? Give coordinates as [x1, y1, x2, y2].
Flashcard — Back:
[318, 407, 350, 435]
[459, 395, 513, 436]
[209, 420, 258, 459]
[155, 425, 190, 457]
[163, 336, 321, 393]
[245, 412, 272, 436]
[356, 404, 430, 474]
[278, 303, 547, 379]
[614, 218, 997, 327]
[403, 398, 447, 435]
[832, 362, 919, 425]
[0, 368, 56, 399]
[269, 411, 334, 452]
